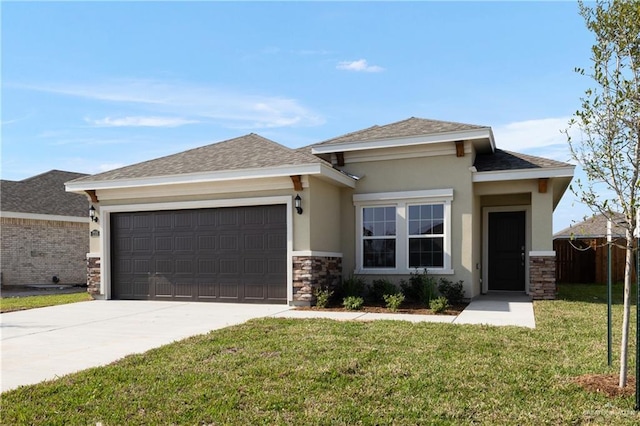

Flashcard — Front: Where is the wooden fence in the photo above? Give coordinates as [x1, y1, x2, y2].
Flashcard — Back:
[554, 238, 637, 284]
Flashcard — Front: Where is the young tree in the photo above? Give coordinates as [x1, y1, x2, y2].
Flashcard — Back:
[568, 0, 640, 388]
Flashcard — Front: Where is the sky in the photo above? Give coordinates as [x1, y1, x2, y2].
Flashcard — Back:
[1, 1, 599, 232]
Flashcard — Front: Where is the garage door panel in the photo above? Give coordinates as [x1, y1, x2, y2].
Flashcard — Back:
[219, 282, 239, 299]
[197, 281, 218, 299]
[245, 234, 265, 250]
[111, 205, 286, 304]
[219, 259, 239, 274]
[198, 259, 217, 274]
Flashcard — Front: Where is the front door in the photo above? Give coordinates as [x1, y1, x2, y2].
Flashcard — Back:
[488, 211, 525, 291]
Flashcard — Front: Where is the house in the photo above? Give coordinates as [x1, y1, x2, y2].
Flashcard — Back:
[1, 170, 90, 287]
[65, 117, 574, 304]
[554, 213, 634, 284]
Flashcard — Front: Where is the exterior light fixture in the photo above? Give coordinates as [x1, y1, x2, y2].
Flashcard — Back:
[294, 194, 303, 215]
[89, 205, 98, 223]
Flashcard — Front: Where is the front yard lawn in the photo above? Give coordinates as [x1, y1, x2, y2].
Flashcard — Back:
[2, 283, 639, 424]
[0, 292, 92, 313]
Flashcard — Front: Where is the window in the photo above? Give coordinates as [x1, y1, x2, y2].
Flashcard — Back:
[362, 206, 396, 268]
[354, 189, 453, 274]
[408, 204, 444, 268]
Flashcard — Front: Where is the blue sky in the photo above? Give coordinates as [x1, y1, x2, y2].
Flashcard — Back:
[2, 2, 596, 231]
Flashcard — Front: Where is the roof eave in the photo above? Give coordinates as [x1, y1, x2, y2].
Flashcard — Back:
[65, 163, 356, 193]
[472, 165, 575, 183]
[311, 128, 495, 155]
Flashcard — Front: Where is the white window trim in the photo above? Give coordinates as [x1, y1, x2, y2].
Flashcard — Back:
[354, 189, 453, 275]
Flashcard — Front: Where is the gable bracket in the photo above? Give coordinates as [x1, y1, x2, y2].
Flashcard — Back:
[455, 141, 465, 157]
[335, 152, 345, 166]
[85, 190, 99, 203]
[538, 178, 548, 193]
[290, 175, 303, 191]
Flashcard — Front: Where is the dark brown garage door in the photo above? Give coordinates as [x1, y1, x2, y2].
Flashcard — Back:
[111, 205, 287, 304]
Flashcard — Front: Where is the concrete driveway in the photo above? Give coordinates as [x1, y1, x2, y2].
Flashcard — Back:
[1, 300, 291, 393]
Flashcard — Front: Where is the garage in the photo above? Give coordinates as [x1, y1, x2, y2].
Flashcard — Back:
[110, 204, 287, 304]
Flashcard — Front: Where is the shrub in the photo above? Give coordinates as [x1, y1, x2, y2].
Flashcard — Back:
[437, 279, 465, 305]
[343, 296, 364, 311]
[429, 296, 449, 314]
[338, 276, 367, 299]
[383, 293, 405, 312]
[368, 279, 397, 303]
[400, 269, 436, 305]
[314, 287, 334, 308]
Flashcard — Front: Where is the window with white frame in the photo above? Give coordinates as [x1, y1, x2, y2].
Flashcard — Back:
[408, 204, 444, 268]
[354, 189, 453, 274]
[362, 206, 396, 268]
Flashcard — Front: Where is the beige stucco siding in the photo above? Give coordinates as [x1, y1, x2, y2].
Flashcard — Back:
[340, 152, 477, 298]
[307, 176, 342, 253]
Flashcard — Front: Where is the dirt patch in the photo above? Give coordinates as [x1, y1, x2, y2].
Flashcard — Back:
[571, 374, 636, 397]
[295, 303, 467, 316]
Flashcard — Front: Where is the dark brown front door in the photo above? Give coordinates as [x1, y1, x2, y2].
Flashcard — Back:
[111, 205, 287, 304]
[488, 211, 525, 291]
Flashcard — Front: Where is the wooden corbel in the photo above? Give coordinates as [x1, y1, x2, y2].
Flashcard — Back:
[85, 190, 99, 203]
[335, 152, 345, 166]
[455, 141, 465, 157]
[538, 178, 548, 194]
[290, 175, 303, 191]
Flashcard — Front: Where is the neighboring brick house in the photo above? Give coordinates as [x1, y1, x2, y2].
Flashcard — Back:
[1, 170, 90, 287]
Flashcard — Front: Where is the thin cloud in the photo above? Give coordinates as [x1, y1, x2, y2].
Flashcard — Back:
[336, 59, 384, 73]
[492, 117, 578, 153]
[86, 116, 198, 128]
[15, 79, 324, 129]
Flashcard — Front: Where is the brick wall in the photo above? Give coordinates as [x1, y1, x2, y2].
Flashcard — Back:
[0, 217, 89, 286]
[292, 256, 342, 306]
[530, 255, 556, 300]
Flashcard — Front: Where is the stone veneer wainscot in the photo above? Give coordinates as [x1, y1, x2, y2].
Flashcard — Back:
[292, 255, 342, 306]
[529, 253, 556, 300]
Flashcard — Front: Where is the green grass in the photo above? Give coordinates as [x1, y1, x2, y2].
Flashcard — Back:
[0, 292, 93, 313]
[2, 284, 640, 424]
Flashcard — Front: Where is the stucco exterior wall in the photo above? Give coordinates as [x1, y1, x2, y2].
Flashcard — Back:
[339, 149, 477, 299]
[0, 217, 89, 286]
[308, 176, 342, 253]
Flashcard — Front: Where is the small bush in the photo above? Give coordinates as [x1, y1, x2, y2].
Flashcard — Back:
[314, 287, 334, 308]
[437, 279, 465, 305]
[369, 279, 397, 303]
[343, 296, 364, 311]
[400, 269, 436, 305]
[338, 276, 367, 299]
[429, 296, 449, 314]
[383, 293, 405, 312]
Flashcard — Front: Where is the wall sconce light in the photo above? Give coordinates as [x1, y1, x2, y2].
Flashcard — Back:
[295, 194, 303, 215]
[89, 205, 99, 223]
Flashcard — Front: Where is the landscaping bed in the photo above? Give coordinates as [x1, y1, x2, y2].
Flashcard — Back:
[295, 302, 467, 316]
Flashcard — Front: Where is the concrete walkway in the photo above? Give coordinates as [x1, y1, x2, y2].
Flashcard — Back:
[1, 294, 534, 393]
[453, 293, 536, 328]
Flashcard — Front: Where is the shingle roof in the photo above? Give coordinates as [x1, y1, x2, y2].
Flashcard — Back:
[474, 149, 572, 172]
[554, 212, 628, 239]
[313, 117, 489, 146]
[69, 133, 329, 184]
[1, 170, 89, 217]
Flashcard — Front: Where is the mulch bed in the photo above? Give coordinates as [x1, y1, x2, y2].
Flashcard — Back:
[295, 302, 467, 316]
[571, 374, 637, 397]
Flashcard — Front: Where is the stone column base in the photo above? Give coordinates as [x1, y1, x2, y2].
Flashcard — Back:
[86, 255, 101, 296]
[530, 253, 556, 300]
[292, 256, 342, 306]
